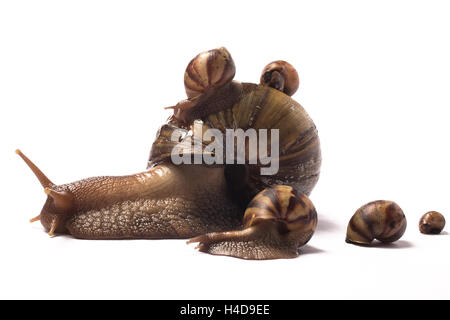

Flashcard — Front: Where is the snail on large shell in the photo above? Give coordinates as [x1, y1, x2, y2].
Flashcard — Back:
[17, 47, 321, 260]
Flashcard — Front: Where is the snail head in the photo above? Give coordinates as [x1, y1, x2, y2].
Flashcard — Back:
[16, 149, 75, 236]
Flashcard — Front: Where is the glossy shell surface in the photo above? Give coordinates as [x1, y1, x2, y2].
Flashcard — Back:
[149, 83, 321, 200]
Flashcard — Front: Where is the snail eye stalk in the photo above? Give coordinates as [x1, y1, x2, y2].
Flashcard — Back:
[15, 149, 54, 188]
[16, 149, 74, 236]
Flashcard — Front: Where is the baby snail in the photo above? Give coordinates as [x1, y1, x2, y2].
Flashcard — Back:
[188, 185, 318, 260]
[18, 47, 322, 260]
[260, 60, 299, 96]
[167, 46, 239, 124]
[419, 211, 445, 234]
[346, 200, 407, 245]
[184, 46, 235, 99]
[168, 50, 303, 124]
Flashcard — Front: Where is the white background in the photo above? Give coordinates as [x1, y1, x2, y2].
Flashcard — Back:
[1, 0, 449, 299]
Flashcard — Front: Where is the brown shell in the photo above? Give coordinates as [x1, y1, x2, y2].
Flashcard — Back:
[149, 83, 321, 204]
[260, 60, 299, 96]
[346, 200, 407, 245]
[243, 185, 317, 233]
[184, 47, 236, 99]
[419, 211, 445, 234]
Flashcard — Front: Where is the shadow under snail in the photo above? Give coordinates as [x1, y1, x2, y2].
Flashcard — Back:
[17, 47, 322, 260]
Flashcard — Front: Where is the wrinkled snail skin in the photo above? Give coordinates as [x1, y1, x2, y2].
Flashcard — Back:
[260, 60, 299, 96]
[419, 211, 445, 234]
[346, 200, 407, 245]
[188, 186, 318, 260]
[17, 150, 242, 238]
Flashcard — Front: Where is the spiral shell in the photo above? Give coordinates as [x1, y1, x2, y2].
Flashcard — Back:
[346, 200, 407, 245]
[419, 211, 445, 234]
[243, 185, 317, 236]
[149, 83, 321, 202]
[260, 60, 299, 96]
[184, 47, 236, 99]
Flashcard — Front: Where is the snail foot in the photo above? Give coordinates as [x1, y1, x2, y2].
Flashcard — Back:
[187, 222, 300, 260]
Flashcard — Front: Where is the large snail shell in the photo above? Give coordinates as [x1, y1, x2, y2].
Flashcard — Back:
[184, 47, 236, 99]
[149, 83, 321, 205]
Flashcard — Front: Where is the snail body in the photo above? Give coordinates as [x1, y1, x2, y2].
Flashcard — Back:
[18, 47, 321, 260]
[346, 200, 407, 245]
[18, 150, 242, 238]
[419, 211, 445, 234]
[189, 185, 317, 260]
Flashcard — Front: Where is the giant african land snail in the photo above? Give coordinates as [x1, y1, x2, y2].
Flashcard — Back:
[18, 47, 321, 260]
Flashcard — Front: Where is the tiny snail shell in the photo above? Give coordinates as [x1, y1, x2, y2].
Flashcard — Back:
[184, 46, 236, 99]
[260, 60, 299, 96]
[419, 211, 445, 234]
[189, 185, 318, 260]
[346, 200, 407, 245]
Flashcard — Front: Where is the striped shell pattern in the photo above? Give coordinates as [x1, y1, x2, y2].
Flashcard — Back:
[243, 185, 317, 234]
[346, 200, 407, 245]
[184, 47, 236, 99]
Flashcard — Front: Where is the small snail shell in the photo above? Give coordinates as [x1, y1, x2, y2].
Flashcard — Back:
[346, 200, 407, 245]
[184, 47, 236, 99]
[260, 60, 299, 96]
[189, 185, 318, 260]
[243, 185, 317, 235]
[419, 211, 445, 234]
